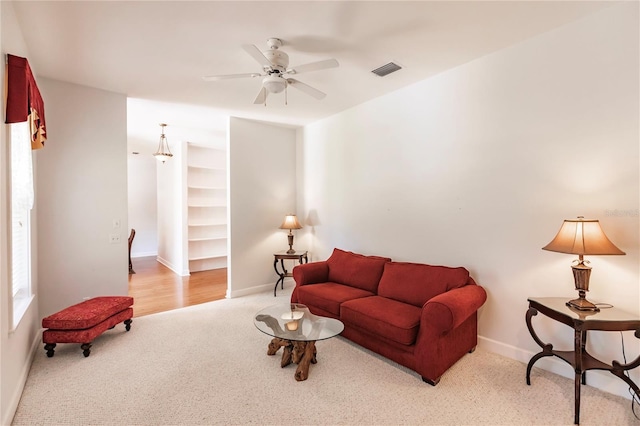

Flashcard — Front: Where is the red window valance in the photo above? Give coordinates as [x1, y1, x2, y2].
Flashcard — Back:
[5, 54, 47, 149]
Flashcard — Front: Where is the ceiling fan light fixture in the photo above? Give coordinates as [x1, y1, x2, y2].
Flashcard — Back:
[263, 75, 286, 93]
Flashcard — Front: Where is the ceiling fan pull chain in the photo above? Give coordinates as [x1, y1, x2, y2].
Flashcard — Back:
[285, 85, 288, 105]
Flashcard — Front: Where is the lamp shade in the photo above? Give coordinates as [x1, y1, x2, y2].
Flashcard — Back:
[279, 214, 302, 230]
[542, 217, 625, 256]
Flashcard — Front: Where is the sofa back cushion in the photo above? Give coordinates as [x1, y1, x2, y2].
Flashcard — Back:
[326, 248, 391, 293]
[377, 262, 470, 307]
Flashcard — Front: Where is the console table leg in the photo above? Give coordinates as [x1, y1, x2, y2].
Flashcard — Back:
[273, 258, 280, 296]
[526, 351, 553, 385]
[574, 379, 580, 425]
[273, 276, 285, 297]
[581, 330, 587, 385]
[525, 306, 556, 386]
[273, 258, 288, 296]
[611, 363, 640, 400]
[610, 329, 640, 401]
[280, 259, 287, 290]
[574, 328, 583, 425]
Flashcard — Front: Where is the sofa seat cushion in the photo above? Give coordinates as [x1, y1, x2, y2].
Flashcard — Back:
[296, 282, 374, 316]
[377, 262, 470, 307]
[326, 248, 391, 293]
[340, 296, 422, 346]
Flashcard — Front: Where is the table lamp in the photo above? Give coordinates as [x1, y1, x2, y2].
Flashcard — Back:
[542, 216, 625, 311]
[279, 214, 302, 254]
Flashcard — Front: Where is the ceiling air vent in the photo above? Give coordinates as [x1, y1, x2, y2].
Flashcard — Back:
[371, 62, 402, 77]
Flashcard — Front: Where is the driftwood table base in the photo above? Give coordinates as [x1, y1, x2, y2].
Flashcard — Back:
[267, 337, 317, 381]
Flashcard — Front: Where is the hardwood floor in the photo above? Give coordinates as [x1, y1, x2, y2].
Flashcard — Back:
[128, 256, 227, 317]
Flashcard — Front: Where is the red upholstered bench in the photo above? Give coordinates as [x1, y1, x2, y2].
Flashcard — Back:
[42, 296, 133, 357]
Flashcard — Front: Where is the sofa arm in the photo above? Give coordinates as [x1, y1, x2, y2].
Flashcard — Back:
[421, 285, 487, 335]
[291, 261, 330, 303]
[292, 261, 329, 286]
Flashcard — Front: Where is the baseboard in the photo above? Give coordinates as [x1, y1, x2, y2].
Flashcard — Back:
[156, 256, 190, 276]
[226, 278, 294, 299]
[3, 330, 41, 426]
[478, 335, 635, 400]
[132, 251, 157, 258]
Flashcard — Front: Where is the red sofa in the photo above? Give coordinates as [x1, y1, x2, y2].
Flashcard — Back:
[291, 248, 487, 385]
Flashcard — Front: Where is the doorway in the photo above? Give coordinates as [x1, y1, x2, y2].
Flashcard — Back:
[128, 256, 227, 317]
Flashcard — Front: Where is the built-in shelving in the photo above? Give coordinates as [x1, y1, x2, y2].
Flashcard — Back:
[186, 143, 227, 273]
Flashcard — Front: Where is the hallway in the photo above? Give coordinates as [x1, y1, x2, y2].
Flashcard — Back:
[128, 256, 227, 317]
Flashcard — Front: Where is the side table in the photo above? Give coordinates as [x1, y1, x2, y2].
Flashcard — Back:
[273, 251, 308, 296]
[525, 297, 640, 425]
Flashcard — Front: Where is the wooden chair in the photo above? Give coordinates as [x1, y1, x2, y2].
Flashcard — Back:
[128, 229, 136, 274]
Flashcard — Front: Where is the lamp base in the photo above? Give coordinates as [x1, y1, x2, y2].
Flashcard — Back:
[567, 262, 599, 311]
[286, 233, 295, 254]
[566, 296, 599, 312]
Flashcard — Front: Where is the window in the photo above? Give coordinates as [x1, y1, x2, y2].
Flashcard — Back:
[10, 120, 34, 328]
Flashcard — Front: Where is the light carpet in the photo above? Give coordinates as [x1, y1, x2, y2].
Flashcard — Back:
[12, 287, 637, 425]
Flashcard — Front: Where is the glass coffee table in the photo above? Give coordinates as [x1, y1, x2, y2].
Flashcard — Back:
[254, 303, 344, 381]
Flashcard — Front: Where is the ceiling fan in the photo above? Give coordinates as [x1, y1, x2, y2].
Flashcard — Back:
[203, 38, 339, 104]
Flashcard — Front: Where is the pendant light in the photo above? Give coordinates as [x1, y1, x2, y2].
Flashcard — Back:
[153, 123, 173, 163]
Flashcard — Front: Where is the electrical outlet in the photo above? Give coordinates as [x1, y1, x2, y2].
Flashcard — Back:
[109, 234, 121, 244]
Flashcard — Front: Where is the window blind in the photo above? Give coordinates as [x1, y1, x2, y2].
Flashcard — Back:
[10, 121, 33, 317]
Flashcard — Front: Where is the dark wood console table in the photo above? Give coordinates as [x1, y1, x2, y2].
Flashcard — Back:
[526, 297, 640, 424]
[273, 251, 308, 296]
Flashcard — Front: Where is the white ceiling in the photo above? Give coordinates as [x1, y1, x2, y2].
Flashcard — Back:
[12, 1, 612, 128]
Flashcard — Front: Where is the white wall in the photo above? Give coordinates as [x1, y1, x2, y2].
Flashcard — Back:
[299, 3, 639, 399]
[156, 141, 187, 274]
[228, 118, 298, 297]
[0, 3, 42, 424]
[36, 78, 129, 317]
[127, 151, 158, 257]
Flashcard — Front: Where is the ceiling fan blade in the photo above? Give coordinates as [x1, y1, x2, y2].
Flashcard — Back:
[242, 44, 272, 68]
[287, 78, 326, 100]
[253, 87, 268, 105]
[202, 73, 261, 82]
[287, 58, 339, 75]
